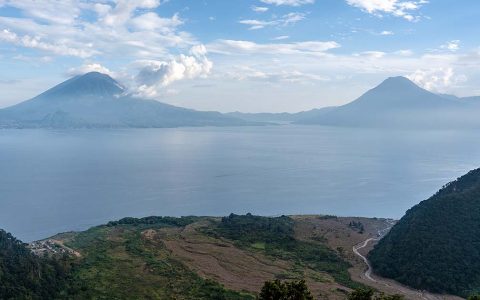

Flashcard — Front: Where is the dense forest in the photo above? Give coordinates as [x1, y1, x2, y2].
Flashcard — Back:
[369, 168, 480, 297]
[0, 230, 68, 299]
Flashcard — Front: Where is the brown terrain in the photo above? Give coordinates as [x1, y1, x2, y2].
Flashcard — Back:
[41, 215, 465, 299]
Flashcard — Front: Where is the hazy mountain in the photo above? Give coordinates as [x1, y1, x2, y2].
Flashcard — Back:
[226, 107, 336, 124]
[368, 168, 480, 297]
[296, 76, 480, 128]
[0, 72, 251, 128]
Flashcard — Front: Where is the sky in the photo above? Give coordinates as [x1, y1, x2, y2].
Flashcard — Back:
[0, 0, 479, 113]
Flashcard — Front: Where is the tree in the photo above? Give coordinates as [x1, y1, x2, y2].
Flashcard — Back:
[347, 288, 374, 300]
[259, 279, 313, 300]
[347, 288, 404, 300]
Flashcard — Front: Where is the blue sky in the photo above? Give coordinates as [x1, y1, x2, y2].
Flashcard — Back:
[0, 0, 479, 112]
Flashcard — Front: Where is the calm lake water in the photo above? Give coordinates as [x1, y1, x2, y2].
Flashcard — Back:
[1, 126, 480, 241]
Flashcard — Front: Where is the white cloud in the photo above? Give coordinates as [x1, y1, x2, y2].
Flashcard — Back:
[252, 6, 269, 12]
[67, 63, 115, 77]
[408, 67, 467, 92]
[134, 45, 213, 97]
[0, 0, 193, 60]
[208, 40, 340, 56]
[380, 30, 394, 35]
[0, 0, 81, 25]
[101, 0, 163, 27]
[260, 0, 315, 6]
[239, 12, 306, 30]
[394, 49, 414, 56]
[129, 12, 183, 32]
[226, 65, 329, 83]
[273, 35, 290, 40]
[356, 51, 386, 58]
[440, 40, 460, 52]
[0, 29, 97, 58]
[346, 0, 428, 21]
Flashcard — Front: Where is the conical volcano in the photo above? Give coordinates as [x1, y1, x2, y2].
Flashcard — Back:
[0, 72, 247, 128]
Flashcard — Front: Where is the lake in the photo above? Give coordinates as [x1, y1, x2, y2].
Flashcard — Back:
[1, 126, 480, 241]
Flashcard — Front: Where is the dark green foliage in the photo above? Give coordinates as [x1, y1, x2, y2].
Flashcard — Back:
[347, 288, 374, 300]
[368, 168, 480, 297]
[213, 213, 361, 289]
[468, 295, 480, 300]
[347, 288, 403, 300]
[106, 215, 201, 227]
[259, 279, 313, 300]
[348, 221, 365, 234]
[0, 229, 68, 299]
[318, 215, 338, 220]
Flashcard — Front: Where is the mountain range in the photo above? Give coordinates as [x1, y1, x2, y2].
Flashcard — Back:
[0, 72, 250, 128]
[1, 72, 480, 128]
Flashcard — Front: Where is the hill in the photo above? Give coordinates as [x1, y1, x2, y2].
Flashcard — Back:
[0, 72, 251, 128]
[0, 229, 68, 299]
[295, 77, 480, 128]
[1, 214, 394, 299]
[368, 168, 480, 297]
[226, 107, 336, 124]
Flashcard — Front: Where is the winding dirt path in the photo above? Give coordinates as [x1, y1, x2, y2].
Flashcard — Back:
[352, 222, 462, 300]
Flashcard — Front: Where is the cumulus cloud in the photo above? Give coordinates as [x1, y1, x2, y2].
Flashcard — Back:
[134, 45, 213, 97]
[67, 63, 114, 77]
[0, 0, 192, 59]
[440, 40, 460, 52]
[408, 68, 467, 92]
[239, 12, 307, 30]
[208, 40, 340, 56]
[101, 0, 163, 27]
[346, 0, 428, 21]
[260, 0, 315, 6]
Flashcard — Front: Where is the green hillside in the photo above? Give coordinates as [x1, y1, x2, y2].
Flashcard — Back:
[0, 229, 68, 299]
[368, 168, 480, 297]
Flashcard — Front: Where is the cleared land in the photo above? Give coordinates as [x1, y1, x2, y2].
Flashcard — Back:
[33, 215, 463, 299]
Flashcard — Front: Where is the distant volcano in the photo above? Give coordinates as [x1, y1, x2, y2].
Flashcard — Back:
[0, 72, 249, 128]
[295, 76, 480, 128]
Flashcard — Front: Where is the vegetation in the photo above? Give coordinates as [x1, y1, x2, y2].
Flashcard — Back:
[259, 279, 313, 300]
[0, 229, 69, 299]
[210, 213, 362, 289]
[0, 214, 383, 299]
[62, 221, 253, 299]
[106, 215, 201, 227]
[347, 288, 403, 300]
[369, 168, 480, 297]
[348, 221, 365, 234]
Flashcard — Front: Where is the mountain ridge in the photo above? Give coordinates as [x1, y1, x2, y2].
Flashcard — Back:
[0, 72, 252, 128]
[295, 76, 480, 128]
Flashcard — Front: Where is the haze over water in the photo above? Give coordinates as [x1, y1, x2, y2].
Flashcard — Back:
[2, 126, 480, 241]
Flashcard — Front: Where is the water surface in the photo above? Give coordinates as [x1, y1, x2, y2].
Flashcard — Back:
[1, 126, 479, 241]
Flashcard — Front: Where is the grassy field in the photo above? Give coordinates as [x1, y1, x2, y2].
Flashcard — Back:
[42, 214, 390, 299]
